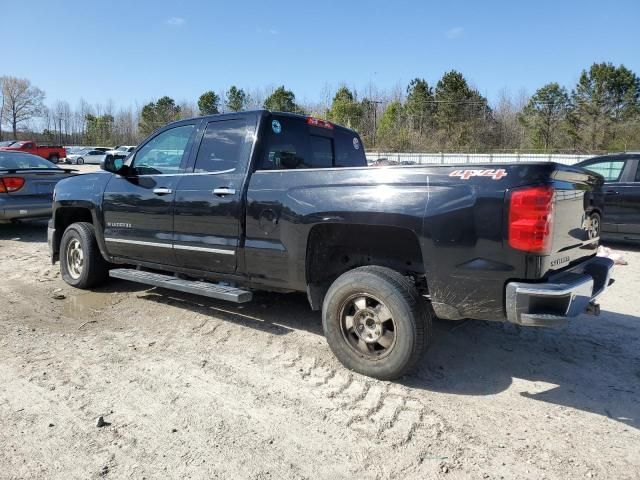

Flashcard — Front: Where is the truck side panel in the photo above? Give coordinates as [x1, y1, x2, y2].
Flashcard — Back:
[244, 163, 601, 322]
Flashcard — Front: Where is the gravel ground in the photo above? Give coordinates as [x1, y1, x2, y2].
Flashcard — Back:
[1, 221, 639, 480]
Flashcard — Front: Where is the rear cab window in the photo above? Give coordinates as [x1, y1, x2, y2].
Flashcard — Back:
[258, 115, 367, 170]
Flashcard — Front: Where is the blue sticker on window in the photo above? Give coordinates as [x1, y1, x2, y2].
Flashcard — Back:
[271, 119, 282, 134]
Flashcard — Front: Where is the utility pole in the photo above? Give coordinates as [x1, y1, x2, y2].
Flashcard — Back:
[371, 100, 383, 149]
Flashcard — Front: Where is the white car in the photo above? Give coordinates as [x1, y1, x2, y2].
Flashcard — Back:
[67, 148, 107, 165]
[105, 145, 136, 156]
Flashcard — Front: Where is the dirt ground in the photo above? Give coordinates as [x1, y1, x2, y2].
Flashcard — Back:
[1, 220, 639, 480]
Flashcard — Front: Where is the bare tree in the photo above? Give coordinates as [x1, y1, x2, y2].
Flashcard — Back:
[494, 88, 528, 149]
[178, 100, 197, 119]
[1, 76, 45, 138]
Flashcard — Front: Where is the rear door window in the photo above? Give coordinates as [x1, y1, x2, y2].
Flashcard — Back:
[584, 160, 626, 181]
[194, 119, 253, 173]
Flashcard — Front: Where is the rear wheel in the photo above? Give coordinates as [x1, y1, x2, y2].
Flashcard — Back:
[588, 212, 601, 240]
[49, 154, 59, 164]
[60, 222, 109, 288]
[322, 266, 432, 380]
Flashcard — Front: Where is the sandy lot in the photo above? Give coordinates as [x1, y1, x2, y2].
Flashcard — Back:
[1, 220, 639, 480]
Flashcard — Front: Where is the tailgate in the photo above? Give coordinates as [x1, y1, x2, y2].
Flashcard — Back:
[545, 166, 602, 273]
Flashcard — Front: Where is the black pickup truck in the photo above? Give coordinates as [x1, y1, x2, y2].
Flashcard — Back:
[48, 110, 615, 379]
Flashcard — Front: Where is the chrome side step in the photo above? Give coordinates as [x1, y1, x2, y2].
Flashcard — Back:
[109, 268, 253, 303]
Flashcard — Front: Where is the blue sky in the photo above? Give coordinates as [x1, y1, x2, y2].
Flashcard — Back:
[4, 0, 639, 108]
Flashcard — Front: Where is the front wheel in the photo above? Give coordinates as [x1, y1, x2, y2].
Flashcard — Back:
[322, 266, 432, 380]
[76, 157, 84, 165]
[60, 222, 109, 288]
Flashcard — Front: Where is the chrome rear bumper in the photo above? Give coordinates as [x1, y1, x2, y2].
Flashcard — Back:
[506, 256, 614, 326]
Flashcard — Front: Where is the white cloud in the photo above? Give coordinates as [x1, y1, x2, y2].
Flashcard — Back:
[446, 26, 464, 39]
[167, 17, 186, 27]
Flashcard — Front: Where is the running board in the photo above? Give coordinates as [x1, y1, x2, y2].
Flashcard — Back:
[109, 269, 253, 303]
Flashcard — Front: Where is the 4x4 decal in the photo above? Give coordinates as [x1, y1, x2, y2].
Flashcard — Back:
[449, 168, 508, 180]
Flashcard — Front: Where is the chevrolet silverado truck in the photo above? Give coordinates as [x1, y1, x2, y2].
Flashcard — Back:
[48, 110, 615, 379]
[0, 141, 66, 163]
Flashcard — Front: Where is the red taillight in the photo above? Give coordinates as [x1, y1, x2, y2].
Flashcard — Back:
[0, 177, 25, 193]
[307, 116, 333, 129]
[508, 185, 554, 254]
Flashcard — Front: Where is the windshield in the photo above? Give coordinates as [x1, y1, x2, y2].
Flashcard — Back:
[0, 151, 60, 170]
[0, 141, 16, 147]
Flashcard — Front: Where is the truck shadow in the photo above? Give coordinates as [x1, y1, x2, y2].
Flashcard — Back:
[0, 220, 48, 243]
[139, 287, 639, 430]
[138, 289, 323, 337]
[408, 311, 640, 429]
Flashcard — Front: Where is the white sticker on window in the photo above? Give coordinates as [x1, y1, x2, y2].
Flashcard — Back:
[353, 137, 360, 150]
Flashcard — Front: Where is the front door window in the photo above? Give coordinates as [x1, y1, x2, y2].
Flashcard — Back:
[131, 125, 194, 175]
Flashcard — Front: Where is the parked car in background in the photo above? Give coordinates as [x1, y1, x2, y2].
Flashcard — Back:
[0, 141, 66, 163]
[66, 148, 107, 165]
[576, 153, 640, 243]
[0, 151, 76, 222]
[106, 145, 136, 156]
[65, 146, 86, 155]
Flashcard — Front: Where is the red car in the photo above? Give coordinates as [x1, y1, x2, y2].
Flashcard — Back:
[0, 141, 66, 163]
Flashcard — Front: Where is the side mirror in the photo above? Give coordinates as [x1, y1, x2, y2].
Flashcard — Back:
[101, 154, 125, 173]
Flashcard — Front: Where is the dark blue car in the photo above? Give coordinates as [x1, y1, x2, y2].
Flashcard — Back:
[576, 153, 640, 243]
[0, 151, 76, 223]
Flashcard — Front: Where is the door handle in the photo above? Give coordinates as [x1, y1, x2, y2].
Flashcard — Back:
[153, 188, 173, 195]
[604, 190, 619, 195]
[213, 187, 236, 196]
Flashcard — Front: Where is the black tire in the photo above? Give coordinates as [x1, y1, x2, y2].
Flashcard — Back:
[60, 222, 109, 289]
[322, 266, 432, 380]
[49, 154, 59, 164]
[589, 212, 601, 240]
[76, 157, 84, 165]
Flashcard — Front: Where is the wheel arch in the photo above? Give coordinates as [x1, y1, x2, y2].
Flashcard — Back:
[51, 205, 107, 262]
[304, 223, 426, 310]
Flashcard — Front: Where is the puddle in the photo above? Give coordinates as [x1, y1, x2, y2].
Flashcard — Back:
[63, 291, 114, 319]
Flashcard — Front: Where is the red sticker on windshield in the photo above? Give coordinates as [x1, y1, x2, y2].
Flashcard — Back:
[449, 169, 508, 180]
